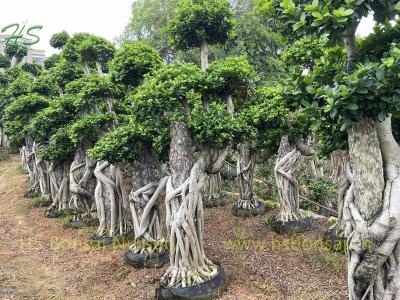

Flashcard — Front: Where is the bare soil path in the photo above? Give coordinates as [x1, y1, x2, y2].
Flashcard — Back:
[0, 154, 347, 299]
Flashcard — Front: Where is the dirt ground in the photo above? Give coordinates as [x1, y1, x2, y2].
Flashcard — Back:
[0, 154, 348, 300]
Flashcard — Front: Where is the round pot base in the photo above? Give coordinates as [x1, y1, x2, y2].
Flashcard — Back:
[124, 250, 167, 269]
[88, 235, 113, 246]
[156, 263, 227, 300]
[270, 217, 311, 234]
[231, 201, 266, 217]
[204, 194, 230, 208]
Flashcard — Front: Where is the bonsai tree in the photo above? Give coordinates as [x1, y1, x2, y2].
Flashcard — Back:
[90, 41, 168, 260]
[28, 96, 77, 217]
[234, 85, 288, 217]
[50, 31, 70, 50]
[2, 93, 50, 196]
[261, 0, 400, 297]
[129, 56, 251, 296]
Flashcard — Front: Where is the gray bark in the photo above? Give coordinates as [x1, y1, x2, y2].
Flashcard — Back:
[233, 143, 260, 210]
[346, 117, 400, 299]
[129, 146, 167, 255]
[274, 136, 302, 222]
[162, 122, 219, 287]
[69, 145, 97, 219]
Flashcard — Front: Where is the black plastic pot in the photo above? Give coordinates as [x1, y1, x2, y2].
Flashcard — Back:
[204, 194, 231, 208]
[45, 209, 63, 218]
[124, 250, 168, 269]
[155, 262, 227, 300]
[88, 235, 113, 246]
[231, 201, 266, 217]
[270, 216, 311, 234]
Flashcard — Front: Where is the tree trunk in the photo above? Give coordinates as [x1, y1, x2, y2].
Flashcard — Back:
[161, 122, 219, 287]
[329, 150, 351, 237]
[31, 142, 51, 198]
[48, 160, 71, 211]
[345, 117, 400, 299]
[233, 143, 261, 210]
[93, 161, 131, 237]
[128, 146, 168, 255]
[200, 40, 209, 72]
[69, 144, 97, 220]
[274, 135, 302, 222]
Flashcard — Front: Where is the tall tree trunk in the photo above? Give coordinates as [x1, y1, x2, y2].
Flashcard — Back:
[200, 40, 209, 72]
[161, 122, 219, 287]
[128, 146, 167, 256]
[346, 117, 400, 299]
[232, 143, 265, 216]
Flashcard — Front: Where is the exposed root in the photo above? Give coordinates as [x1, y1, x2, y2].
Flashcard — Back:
[162, 160, 218, 288]
[274, 136, 302, 223]
[94, 161, 131, 237]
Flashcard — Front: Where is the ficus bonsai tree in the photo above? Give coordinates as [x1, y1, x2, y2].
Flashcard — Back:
[260, 0, 400, 297]
[28, 96, 77, 217]
[90, 41, 168, 261]
[234, 85, 288, 217]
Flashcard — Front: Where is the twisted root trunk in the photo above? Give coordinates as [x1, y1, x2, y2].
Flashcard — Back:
[202, 173, 223, 202]
[234, 143, 259, 210]
[69, 146, 97, 220]
[328, 151, 351, 238]
[48, 160, 71, 211]
[161, 122, 219, 288]
[129, 148, 168, 255]
[162, 161, 217, 287]
[274, 136, 302, 222]
[94, 161, 130, 237]
[32, 142, 51, 198]
[346, 117, 400, 299]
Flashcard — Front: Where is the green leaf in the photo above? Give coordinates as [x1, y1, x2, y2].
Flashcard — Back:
[377, 111, 387, 122]
[346, 103, 358, 110]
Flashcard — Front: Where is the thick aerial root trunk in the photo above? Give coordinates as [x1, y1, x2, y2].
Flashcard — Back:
[94, 161, 131, 237]
[233, 143, 260, 210]
[69, 146, 97, 220]
[346, 117, 400, 299]
[162, 161, 218, 287]
[202, 173, 222, 200]
[129, 176, 168, 255]
[274, 136, 302, 222]
[31, 142, 51, 198]
[327, 151, 351, 239]
[162, 122, 225, 288]
[48, 160, 71, 211]
[0, 126, 9, 148]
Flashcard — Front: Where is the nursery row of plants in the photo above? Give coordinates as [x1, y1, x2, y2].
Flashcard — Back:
[1, 0, 400, 299]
